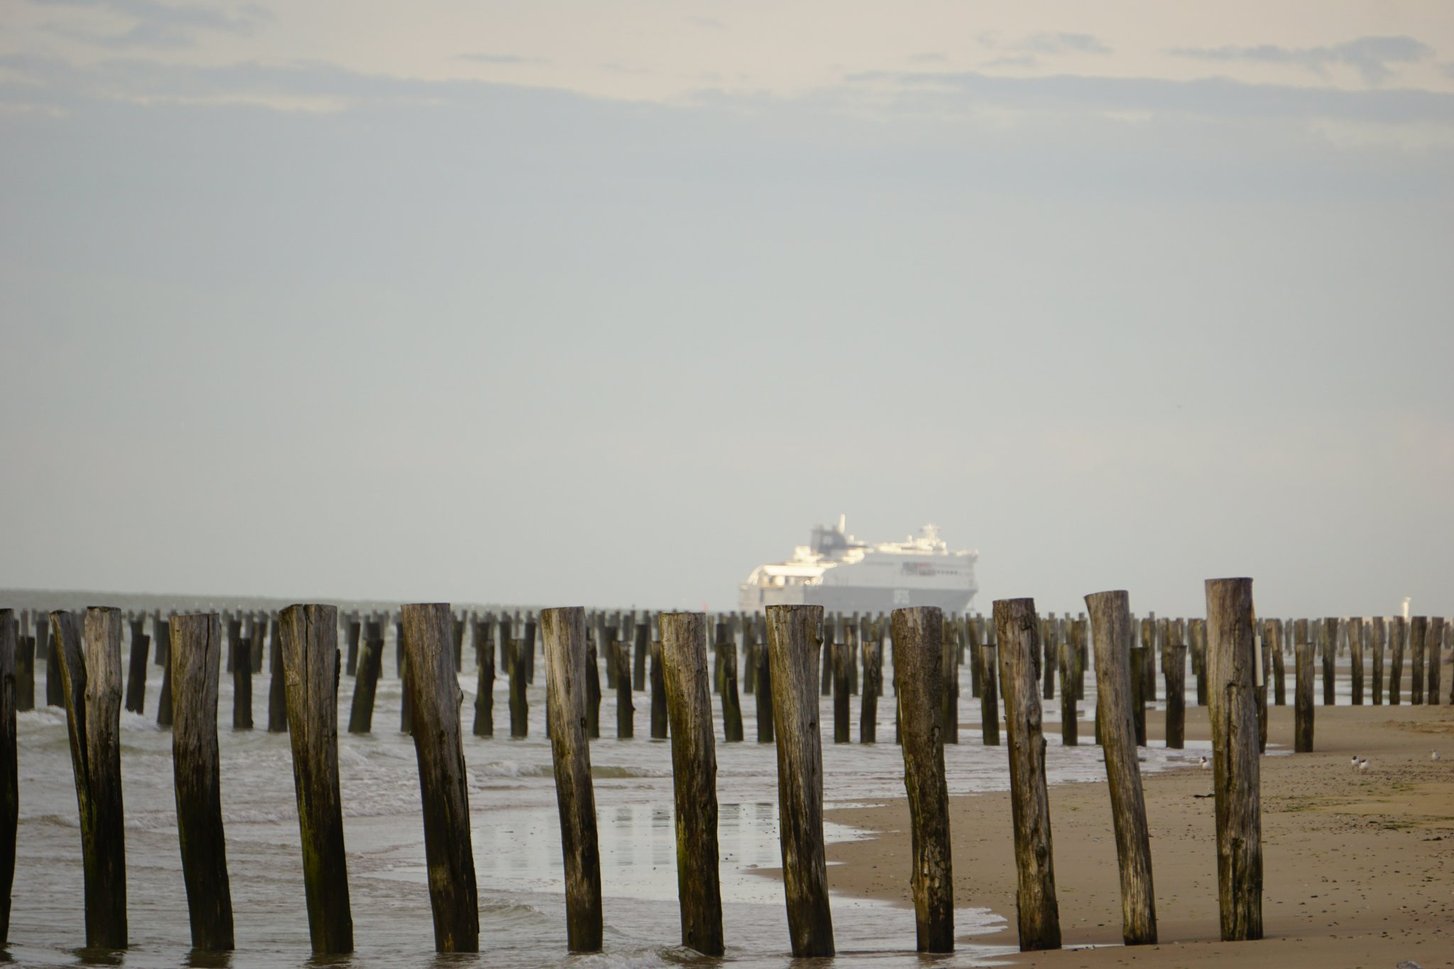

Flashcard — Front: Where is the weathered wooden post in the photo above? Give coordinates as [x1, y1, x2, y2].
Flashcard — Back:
[15, 632, 35, 713]
[994, 598, 1060, 950]
[45, 617, 63, 708]
[267, 622, 287, 733]
[473, 618, 495, 738]
[584, 639, 602, 740]
[168, 613, 233, 950]
[400, 603, 479, 952]
[1085, 592, 1157, 945]
[1058, 640, 1077, 747]
[660, 612, 724, 956]
[632, 623, 649, 692]
[1319, 618, 1338, 706]
[755, 636, 774, 744]
[980, 643, 1000, 746]
[1370, 617, 1385, 705]
[347, 632, 382, 734]
[941, 617, 960, 745]
[507, 638, 529, 738]
[891, 607, 954, 952]
[613, 640, 634, 739]
[860, 637, 882, 743]
[1205, 579, 1262, 941]
[0, 611, 13, 946]
[1267, 620, 1285, 707]
[765, 604, 834, 957]
[1427, 617, 1444, 706]
[1348, 616, 1365, 705]
[720, 636, 744, 743]
[1190, 619, 1208, 706]
[345, 618, 361, 676]
[541, 608, 604, 953]
[155, 618, 174, 728]
[1390, 615, 1406, 704]
[1129, 646, 1147, 747]
[1410, 616, 1427, 705]
[1164, 641, 1187, 749]
[1294, 622, 1314, 752]
[832, 642, 851, 744]
[279, 604, 353, 954]
[649, 641, 668, 739]
[53, 609, 128, 949]
[125, 618, 149, 715]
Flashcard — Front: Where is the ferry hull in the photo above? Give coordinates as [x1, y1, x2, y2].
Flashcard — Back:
[738, 584, 975, 615]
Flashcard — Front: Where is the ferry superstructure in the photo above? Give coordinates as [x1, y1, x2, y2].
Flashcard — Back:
[738, 516, 978, 614]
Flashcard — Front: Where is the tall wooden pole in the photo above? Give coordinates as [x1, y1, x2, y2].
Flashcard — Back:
[0, 611, 12, 946]
[279, 604, 353, 954]
[1085, 592, 1157, 945]
[169, 613, 233, 951]
[541, 608, 604, 953]
[890, 607, 954, 952]
[1205, 579, 1263, 941]
[765, 604, 834, 957]
[659, 612, 724, 957]
[401, 603, 479, 953]
[993, 598, 1060, 951]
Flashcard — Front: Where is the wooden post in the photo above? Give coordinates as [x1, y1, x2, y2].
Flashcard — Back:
[1427, 617, 1444, 706]
[473, 618, 495, 737]
[994, 599, 1060, 951]
[1410, 616, 1427, 705]
[1205, 579, 1262, 941]
[1085, 592, 1157, 945]
[1294, 630, 1315, 754]
[279, 605, 353, 954]
[1268, 620, 1286, 706]
[832, 642, 851, 744]
[45, 617, 63, 707]
[125, 620, 149, 715]
[1041, 617, 1056, 701]
[400, 604, 479, 951]
[649, 641, 668, 739]
[941, 617, 960, 744]
[1390, 616, 1405, 705]
[980, 644, 1000, 746]
[53, 609, 128, 949]
[890, 608, 954, 952]
[345, 619, 361, 676]
[584, 639, 601, 740]
[348, 633, 382, 734]
[168, 614, 233, 950]
[755, 636, 774, 744]
[541, 608, 604, 953]
[155, 618, 174, 728]
[720, 636, 744, 743]
[764, 604, 834, 957]
[1164, 643, 1186, 749]
[0, 610, 13, 946]
[1319, 618, 1337, 706]
[658, 613, 725, 956]
[507, 637, 529, 738]
[1058, 640, 1077, 747]
[266, 623, 287, 733]
[1348, 616, 1365, 705]
[16, 631, 35, 714]
[1370, 617, 1385, 706]
[613, 640, 634, 739]
[632, 623, 649, 692]
[1129, 647, 1147, 747]
[860, 638, 881, 744]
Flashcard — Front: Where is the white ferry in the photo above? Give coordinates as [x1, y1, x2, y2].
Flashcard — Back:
[738, 516, 979, 614]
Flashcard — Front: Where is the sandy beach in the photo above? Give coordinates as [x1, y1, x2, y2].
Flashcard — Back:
[828, 704, 1454, 968]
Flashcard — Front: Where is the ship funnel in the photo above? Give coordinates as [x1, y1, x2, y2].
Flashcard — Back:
[838, 513, 846, 534]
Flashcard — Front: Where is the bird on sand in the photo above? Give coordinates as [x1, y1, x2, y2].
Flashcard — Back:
[1358, 758, 1369, 771]
[1198, 755, 1209, 769]
[1351, 755, 1360, 767]
[1433, 751, 1441, 761]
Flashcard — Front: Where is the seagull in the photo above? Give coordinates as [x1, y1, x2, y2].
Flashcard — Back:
[1351, 755, 1360, 768]
[1358, 758, 1369, 771]
[1433, 751, 1441, 762]
[1198, 755, 1209, 769]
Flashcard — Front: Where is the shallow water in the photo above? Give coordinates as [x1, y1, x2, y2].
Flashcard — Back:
[6, 635, 1216, 969]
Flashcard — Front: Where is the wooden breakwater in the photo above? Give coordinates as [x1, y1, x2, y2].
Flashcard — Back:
[1, 591, 1451, 957]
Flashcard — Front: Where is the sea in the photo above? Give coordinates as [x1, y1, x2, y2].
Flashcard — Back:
[5, 603, 1214, 969]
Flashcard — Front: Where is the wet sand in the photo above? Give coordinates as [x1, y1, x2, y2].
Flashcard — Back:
[828, 704, 1454, 968]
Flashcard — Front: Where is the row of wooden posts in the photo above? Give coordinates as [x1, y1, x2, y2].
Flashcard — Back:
[0, 589, 1448, 956]
[5, 605, 1449, 752]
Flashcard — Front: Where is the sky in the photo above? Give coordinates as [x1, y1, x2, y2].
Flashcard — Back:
[2, 1, 1452, 618]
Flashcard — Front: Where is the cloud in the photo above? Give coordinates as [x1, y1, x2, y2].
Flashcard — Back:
[456, 52, 546, 66]
[32, 0, 269, 49]
[1170, 35, 1435, 86]
[1023, 32, 1112, 56]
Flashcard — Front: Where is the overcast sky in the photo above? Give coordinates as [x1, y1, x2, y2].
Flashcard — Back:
[2, 1, 1451, 617]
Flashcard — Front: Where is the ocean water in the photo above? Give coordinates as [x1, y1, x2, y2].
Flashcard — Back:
[6, 633, 1211, 969]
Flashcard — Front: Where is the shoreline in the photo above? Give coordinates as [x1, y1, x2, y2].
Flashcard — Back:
[825, 704, 1454, 968]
